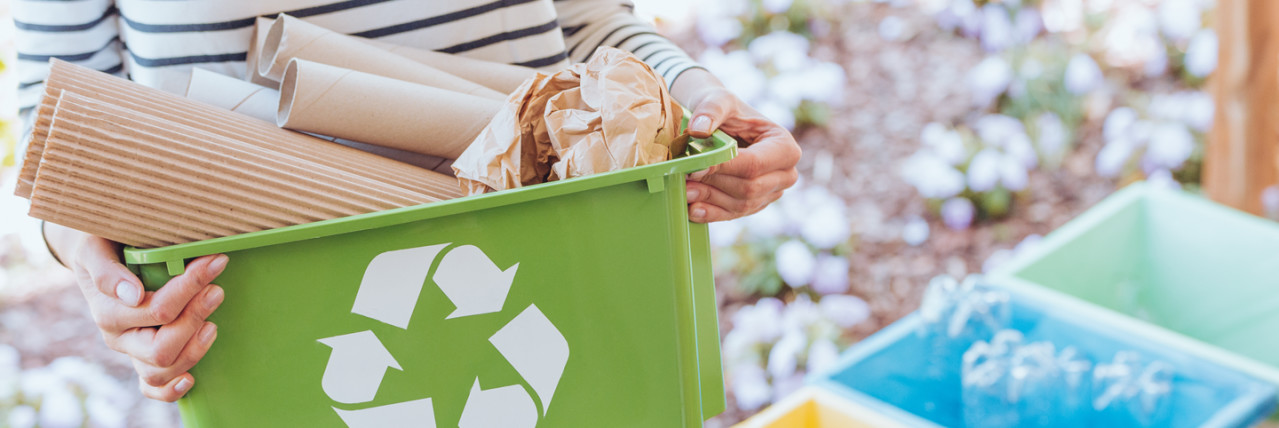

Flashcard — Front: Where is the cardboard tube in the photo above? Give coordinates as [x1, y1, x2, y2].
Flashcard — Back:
[186, 68, 455, 174]
[279, 59, 502, 160]
[245, 17, 281, 88]
[30, 91, 440, 247]
[44, 59, 465, 200]
[360, 38, 537, 94]
[259, 15, 505, 100]
[187, 68, 279, 121]
[13, 90, 57, 199]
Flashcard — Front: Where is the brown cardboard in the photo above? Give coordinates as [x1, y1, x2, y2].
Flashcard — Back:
[245, 17, 281, 88]
[28, 91, 442, 248]
[279, 59, 502, 160]
[258, 15, 505, 100]
[453, 48, 684, 195]
[359, 38, 537, 94]
[13, 90, 57, 199]
[43, 59, 465, 200]
[186, 68, 455, 173]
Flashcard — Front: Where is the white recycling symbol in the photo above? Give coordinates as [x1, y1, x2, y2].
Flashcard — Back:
[317, 244, 570, 427]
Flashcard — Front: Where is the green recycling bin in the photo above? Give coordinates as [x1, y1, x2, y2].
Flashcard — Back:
[988, 182, 1279, 388]
[123, 127, 735, 428]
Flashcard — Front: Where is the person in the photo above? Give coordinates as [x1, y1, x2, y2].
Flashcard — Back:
[17, 0, 801, 402]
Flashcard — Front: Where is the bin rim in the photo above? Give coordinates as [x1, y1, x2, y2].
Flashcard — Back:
[123, 126, 737, 273]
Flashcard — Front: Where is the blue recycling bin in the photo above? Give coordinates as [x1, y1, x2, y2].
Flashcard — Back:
[808, 287, 1278, 428]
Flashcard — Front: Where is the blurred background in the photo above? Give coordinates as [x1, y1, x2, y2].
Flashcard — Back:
[0, 0, 1273, 427]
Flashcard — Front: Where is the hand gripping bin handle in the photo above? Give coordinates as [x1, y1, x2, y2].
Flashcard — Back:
[123, 116, 738, 428]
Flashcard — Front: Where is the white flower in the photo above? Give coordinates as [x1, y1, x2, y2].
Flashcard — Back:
[982, 248, 1014, 273]
[782, 295, 822, 332]
[902, 215, 931, 246]
[8, 405, 36, 428]
[941, 197, 976, 230]
[922, 123, 969, 166]
[820, 294, 871, 328]
[1014, 7, 1041, 44]
[975, 114, 1025, 147]
[696, 15, 743, 47]
[1185, 29, 1218, 78]
[1005, 130, 1038, 169]
[776, 239, 816, 286]
[1182, 91, 1215, 132]
[1035, 112, 1068, 158]
[745, 204, 788, 240]
[733, 298, 785, 344]
[1104, 107, 1138, 143]
[980, 4, 1015, 52]
[902, 151, 967, 199]
[967, 56, 1013, 108]
[1065, 53, 1103, 95]
[1101, 6, 1161, 69]
[800, 61, 847, 104]
[767, 329, 807, 379]
[1042, 0, 1083, 33]
[749, 31, 811, 71]
[806, 338, 841, 374]
[1095, 138, 1136, 178]
[767, 71, 808, 110]
[87, 395, 127, 428]
[1157, 0, 1201, 41]
[709, 219, 744, 248]
[757, 100, 796, 130]
[810, 254, 850, 295]
[967, 148, 1004, 192]
[763, 0, 793, 14]
[771, 373, 805, 405]
[1146, 169, 1181, 191]
[730, 363, 772, 411]
[801, 206, 850, 250]
[879, 15, 907, 42]
[39, 384, 84, 428]
[1143, 122, 1195, 172]
[700, 49, 767, 103]
[999, 154, 1029, 191]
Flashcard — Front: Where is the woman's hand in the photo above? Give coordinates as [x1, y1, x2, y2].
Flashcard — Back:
[671, 68, 801, 223]
[46, 223, 226, 401]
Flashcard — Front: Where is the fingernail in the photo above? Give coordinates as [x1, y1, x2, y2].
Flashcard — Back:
[200, 323, 217, 344]
[205, 287, 224, 309]
[691, 115, 712, 134]
[207, 255, 229, 277]
[692, 207, 707, 220]
[116, 282, 141, 306]
[686, 188, 700, 201]
[174, 378, 193, 394]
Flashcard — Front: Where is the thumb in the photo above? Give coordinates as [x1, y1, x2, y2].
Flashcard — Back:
[688, 91, 734, 139]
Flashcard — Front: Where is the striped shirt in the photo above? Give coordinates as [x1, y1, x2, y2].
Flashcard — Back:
[14, 0, 702, 116]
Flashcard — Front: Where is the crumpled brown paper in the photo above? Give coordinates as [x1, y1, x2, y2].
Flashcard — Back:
[453, 47, 685, 194]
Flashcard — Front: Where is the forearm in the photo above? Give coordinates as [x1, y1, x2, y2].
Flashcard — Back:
[44, 221, 95, 268]
[669, 67, 725, 111]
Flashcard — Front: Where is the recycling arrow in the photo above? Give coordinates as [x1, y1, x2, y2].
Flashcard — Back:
[318, 331, 402, 404]
[457, 378, 537, 428]
[351, 244, 448, 329]
[490, 304, 569, 415]
[334, 398, 436, 428]
[433, 245, 519, 319]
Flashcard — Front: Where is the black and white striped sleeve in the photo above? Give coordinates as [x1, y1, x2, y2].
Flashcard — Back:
[554, 0, 702, 91]
[13, 0, 124, 116]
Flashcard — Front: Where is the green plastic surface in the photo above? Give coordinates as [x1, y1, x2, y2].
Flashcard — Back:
[124, 126, 736, 428]
[989, 182, 1279, 387]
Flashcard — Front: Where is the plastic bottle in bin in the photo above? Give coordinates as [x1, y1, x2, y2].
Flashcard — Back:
[1092, 351, 1173, 426]
[961, 330, 1094, 427]
[919, 275, 1012, 380]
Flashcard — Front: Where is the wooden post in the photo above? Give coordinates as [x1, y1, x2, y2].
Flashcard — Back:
[1204, 0, 1279, 215]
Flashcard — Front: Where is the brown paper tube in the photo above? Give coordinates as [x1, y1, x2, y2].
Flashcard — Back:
[13, 90, 58, 199]
[259, 15, 505, 100]
[279, 59, 502, 160]
[245, 17, 281, 88]
[359, 38, 537, 94]
[186, 68, 455, 174]
[30, 91, 441, 247]
[45, 60, 465, 200]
